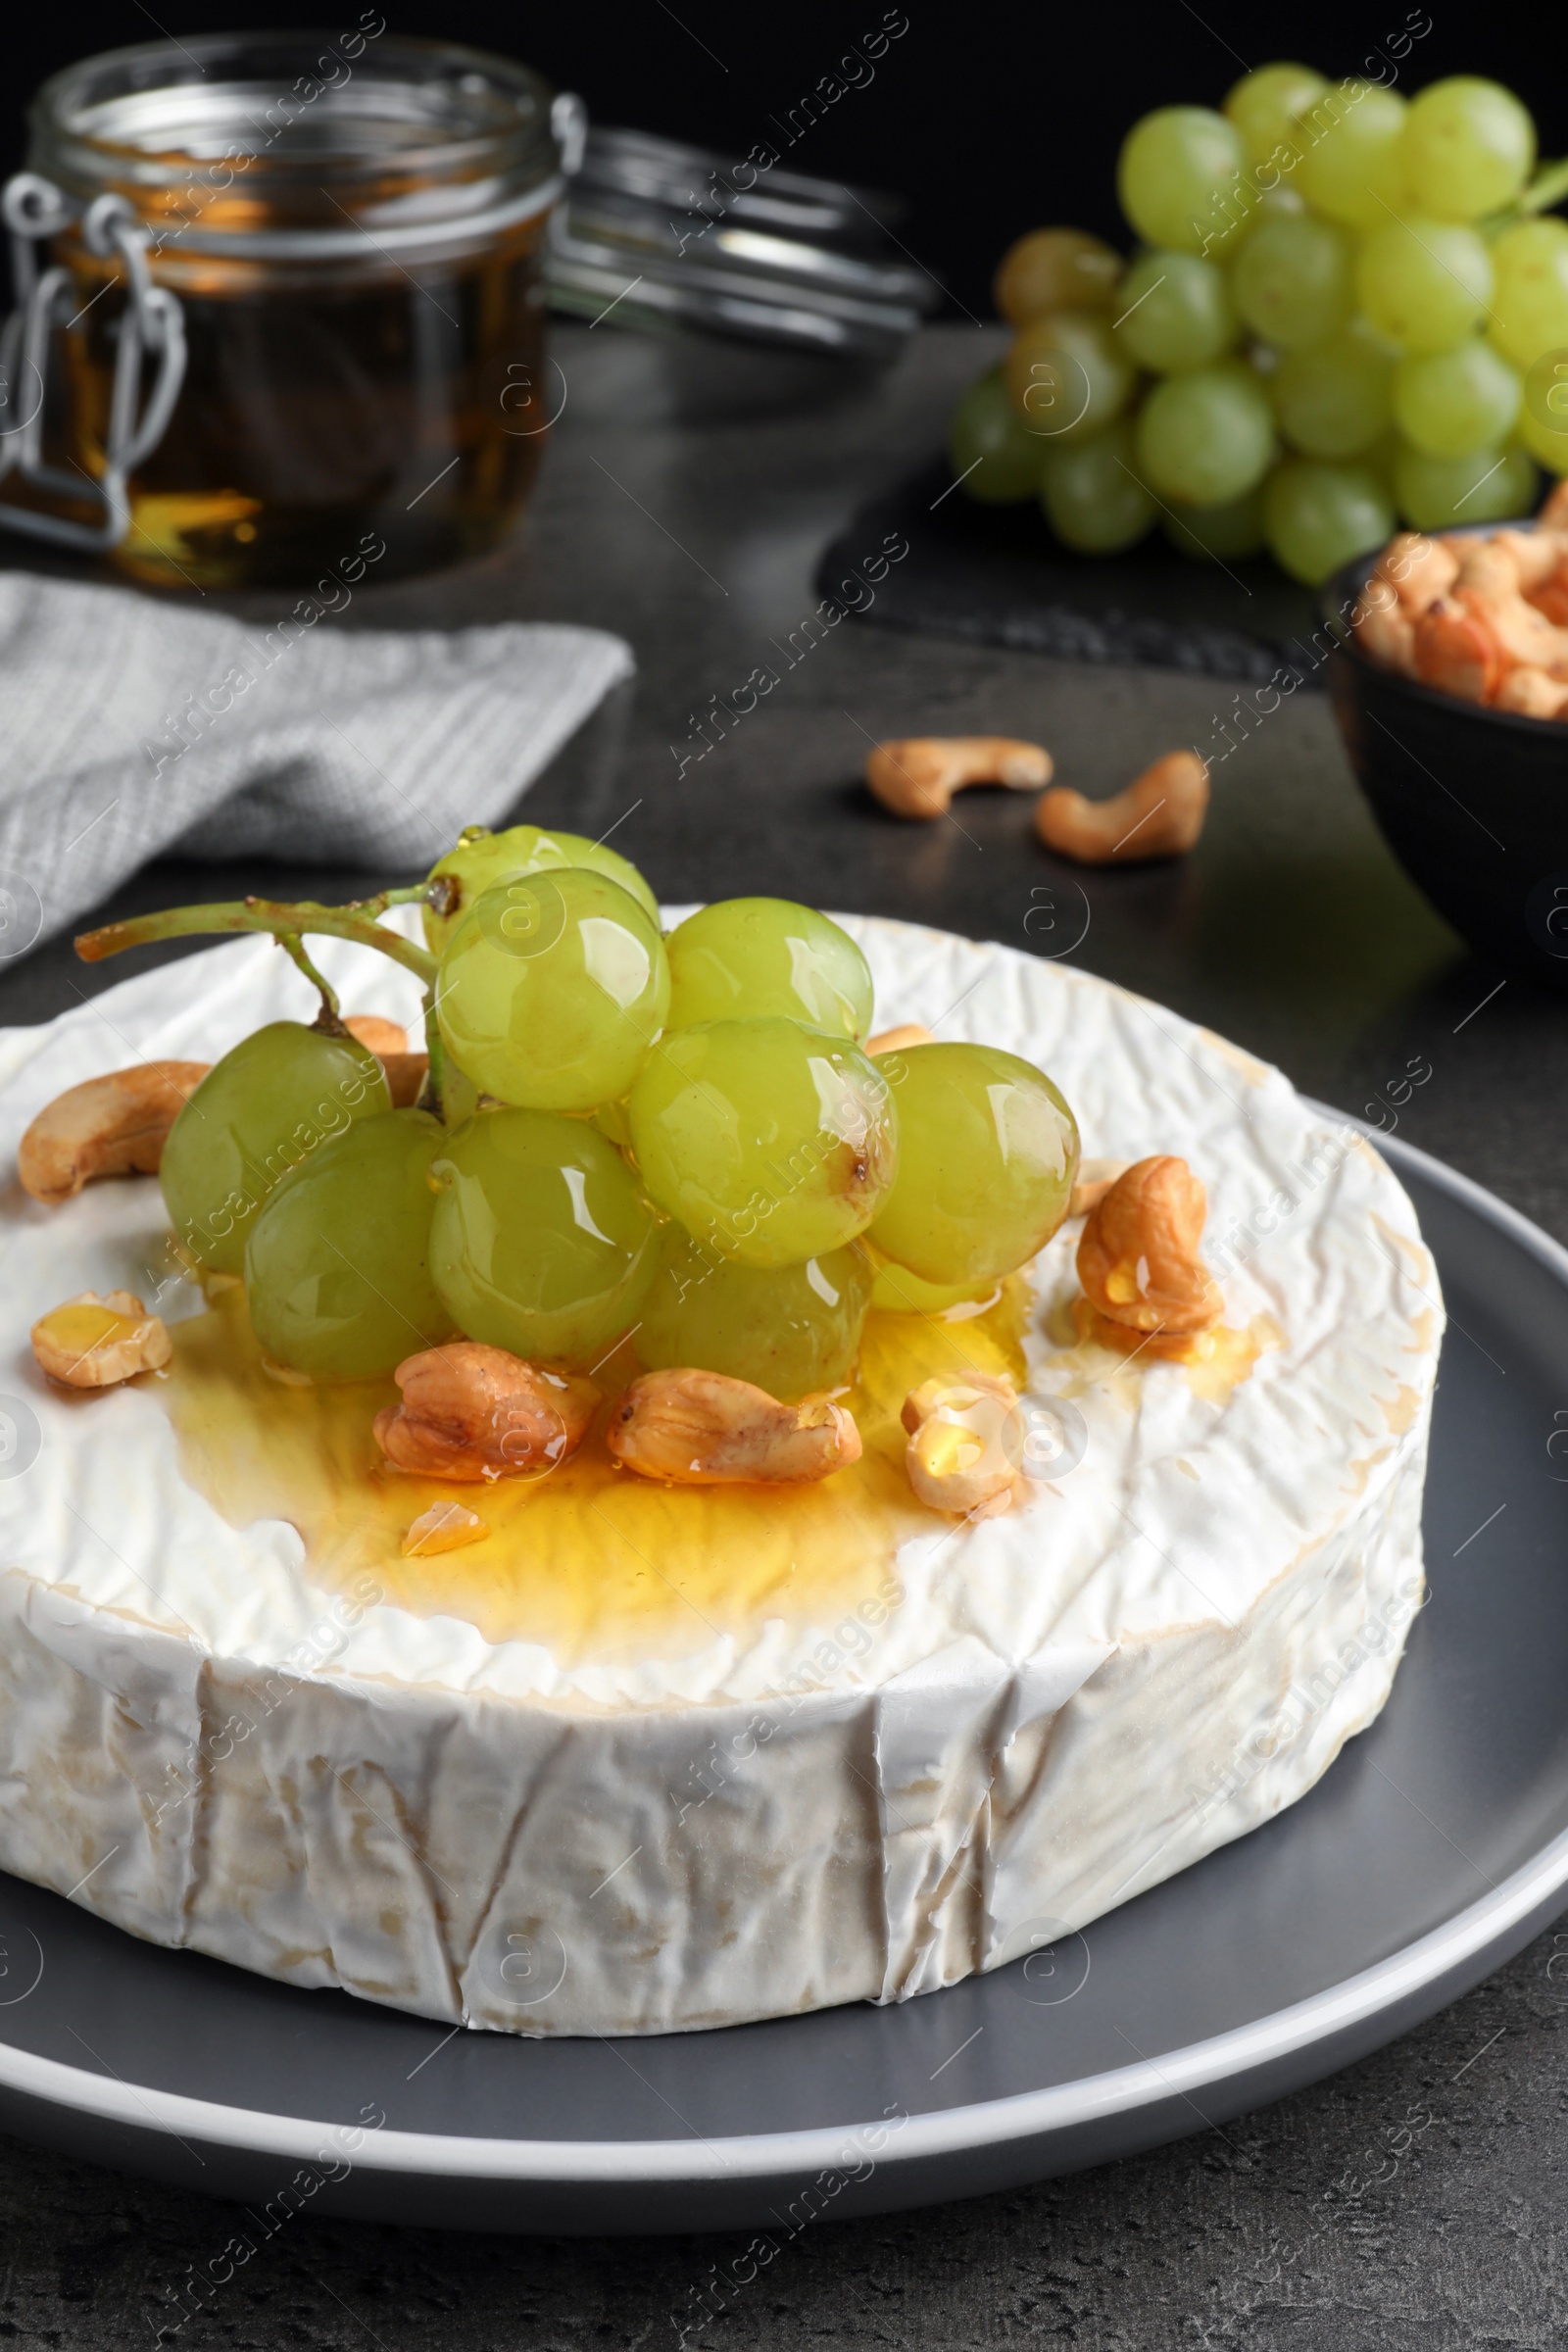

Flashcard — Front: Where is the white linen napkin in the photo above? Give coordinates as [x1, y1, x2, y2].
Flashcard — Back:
[0, 571, 634, 956]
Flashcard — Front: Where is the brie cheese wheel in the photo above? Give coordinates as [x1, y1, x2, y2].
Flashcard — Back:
[0, 913, 1442, 2036]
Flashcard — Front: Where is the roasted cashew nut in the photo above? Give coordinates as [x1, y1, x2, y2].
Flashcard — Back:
[1035, 752, 1209, 865]
[865, 736, 1053, 820]
[374, 1344, 599, 1481]
[1076, 1155, 1221, 1336]
[19, 1062, 210, 1204]
[31, 1291, 172, 1388]
[607, 1367, 860, 1485]
[901, 1372, 1022, 1517]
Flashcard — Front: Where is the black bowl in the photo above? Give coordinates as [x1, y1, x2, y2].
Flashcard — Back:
[1323, 531, 1568, 987]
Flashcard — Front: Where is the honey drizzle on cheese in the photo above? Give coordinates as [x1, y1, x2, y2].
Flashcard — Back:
[158, 1284, 1030, 1667]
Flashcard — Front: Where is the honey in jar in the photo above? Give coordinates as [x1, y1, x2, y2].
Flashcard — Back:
[14, 27, 572, 587]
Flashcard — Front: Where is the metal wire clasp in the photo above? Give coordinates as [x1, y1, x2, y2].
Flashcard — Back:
[0, 171, 187, 552]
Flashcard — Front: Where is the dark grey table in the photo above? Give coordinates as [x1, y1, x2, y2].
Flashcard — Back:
[2, 324, 1564, 2348]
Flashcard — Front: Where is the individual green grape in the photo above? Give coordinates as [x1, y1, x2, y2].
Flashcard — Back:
[1517, 401, 1568, 476]
[1357, 218, 1494, 355]
[591, 1096, 634, 1151]
[422, 823, 660, 955]
[866, 1249, 995, 1314]
[1271, 324, 1396, 458]
[1162, 484, 1266, 561]
[443, 1063, 480, 1128]
[1489, 218, 1568, 372]
[1400, 77, 1535, 222]
[1004, 311, 1137, 444]
[627, 1018, 897, 1271]
[995, 228, 1122, 323]
[1117, 106, 1255, 259]
[1230, 213, 1351, 350]
[1224, 62, 1330, 171]
[244, 1109, 449, 1378]
[866, 1044, 1078, 1289]
[1039, 420, 1157, 554]
[1112, 250, 1236, 372]
[1393, 439, 1538, 530]
[1293, 81, 1407, 229]
[636, 1230, 873, 1399]
[1393, 341, 1521, 459]
[161, 1021, 391, 1276]
[1135, 360, 1276, 507]
[663, 898, 873, 1041]
[428, 1108, 660, 1367]
[1262, 460, 1395, 586]
[948, 368, 1044, 504]
[435, 868, 670, 1114]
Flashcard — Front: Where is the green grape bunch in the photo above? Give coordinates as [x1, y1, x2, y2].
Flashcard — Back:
[81, 852, 1083, 1405]
[950, 65, 1568, 583]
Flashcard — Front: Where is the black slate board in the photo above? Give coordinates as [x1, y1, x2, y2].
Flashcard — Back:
[816, 455, 1331, 688]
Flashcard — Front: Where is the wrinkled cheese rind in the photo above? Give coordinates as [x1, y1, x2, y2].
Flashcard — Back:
[0, 911, 1441, 2035]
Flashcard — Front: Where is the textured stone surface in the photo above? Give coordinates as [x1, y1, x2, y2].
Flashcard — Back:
[0, 322, 1564, 2333]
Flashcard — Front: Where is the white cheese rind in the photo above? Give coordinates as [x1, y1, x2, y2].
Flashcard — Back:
[0, 915, 1441, 2035]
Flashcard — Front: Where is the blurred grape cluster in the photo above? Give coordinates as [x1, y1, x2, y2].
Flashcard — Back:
[949, 68, 1568, 583]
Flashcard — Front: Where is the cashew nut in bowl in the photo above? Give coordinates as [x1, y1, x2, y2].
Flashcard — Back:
[864, 736, 1053, 820]
[1352, 499, 1568, 714]
[1076, 1155, 1221, 1336]
[1035, 751, 1209, 865]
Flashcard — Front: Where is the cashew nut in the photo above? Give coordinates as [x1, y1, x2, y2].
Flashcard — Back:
[901, 1372, 1022, 1517]
[867, 1021, 934, 1055]
[865, 737, 1053, 820]
[1076, 1155, 1221, 1336]
[1036, 752, 1209, 865]
[1357, 516, 1568, 712]
[1494, 666, 1568, 719]
[403, 1499, 489, 1556]
[342, 1013, 426, 1107]
[607, 1367, 860, 1485]
[31, 1291, 172, 1388]
[18, 1062, 210, 1204]
[343, 1013, 408, 1055]
[1069, 1157, 1132, 1219]
[373, 1344, 599, 1481]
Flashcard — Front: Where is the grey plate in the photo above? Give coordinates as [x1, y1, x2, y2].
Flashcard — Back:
[2, 1126, 1566, 2235]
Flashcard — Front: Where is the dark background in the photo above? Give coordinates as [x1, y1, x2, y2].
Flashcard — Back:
[3, 1, 1564, 318]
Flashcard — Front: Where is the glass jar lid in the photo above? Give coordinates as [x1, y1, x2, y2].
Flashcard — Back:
[27, 30, 566, 257]
[549, 125, 935, 362]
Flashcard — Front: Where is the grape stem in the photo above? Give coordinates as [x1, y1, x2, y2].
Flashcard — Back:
[276, 930, 344, 1026]
[1505, 157, 1568, 220]
[74, 890, 441, 986]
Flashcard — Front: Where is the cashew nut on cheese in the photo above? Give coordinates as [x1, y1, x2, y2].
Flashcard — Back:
[1076, 1155, 1222, 1336]
[901, 1371, 1023, 1517]
[343, 1013, 427, 1107]
[607, 1368, 860, 1485]
[19, 1062, 210, 1203]
[31, 1291, 172, 1388]
[374, 1344, 599, 1481]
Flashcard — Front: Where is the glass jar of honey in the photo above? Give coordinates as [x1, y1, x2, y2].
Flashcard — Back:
[2, 26, 577, 588]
